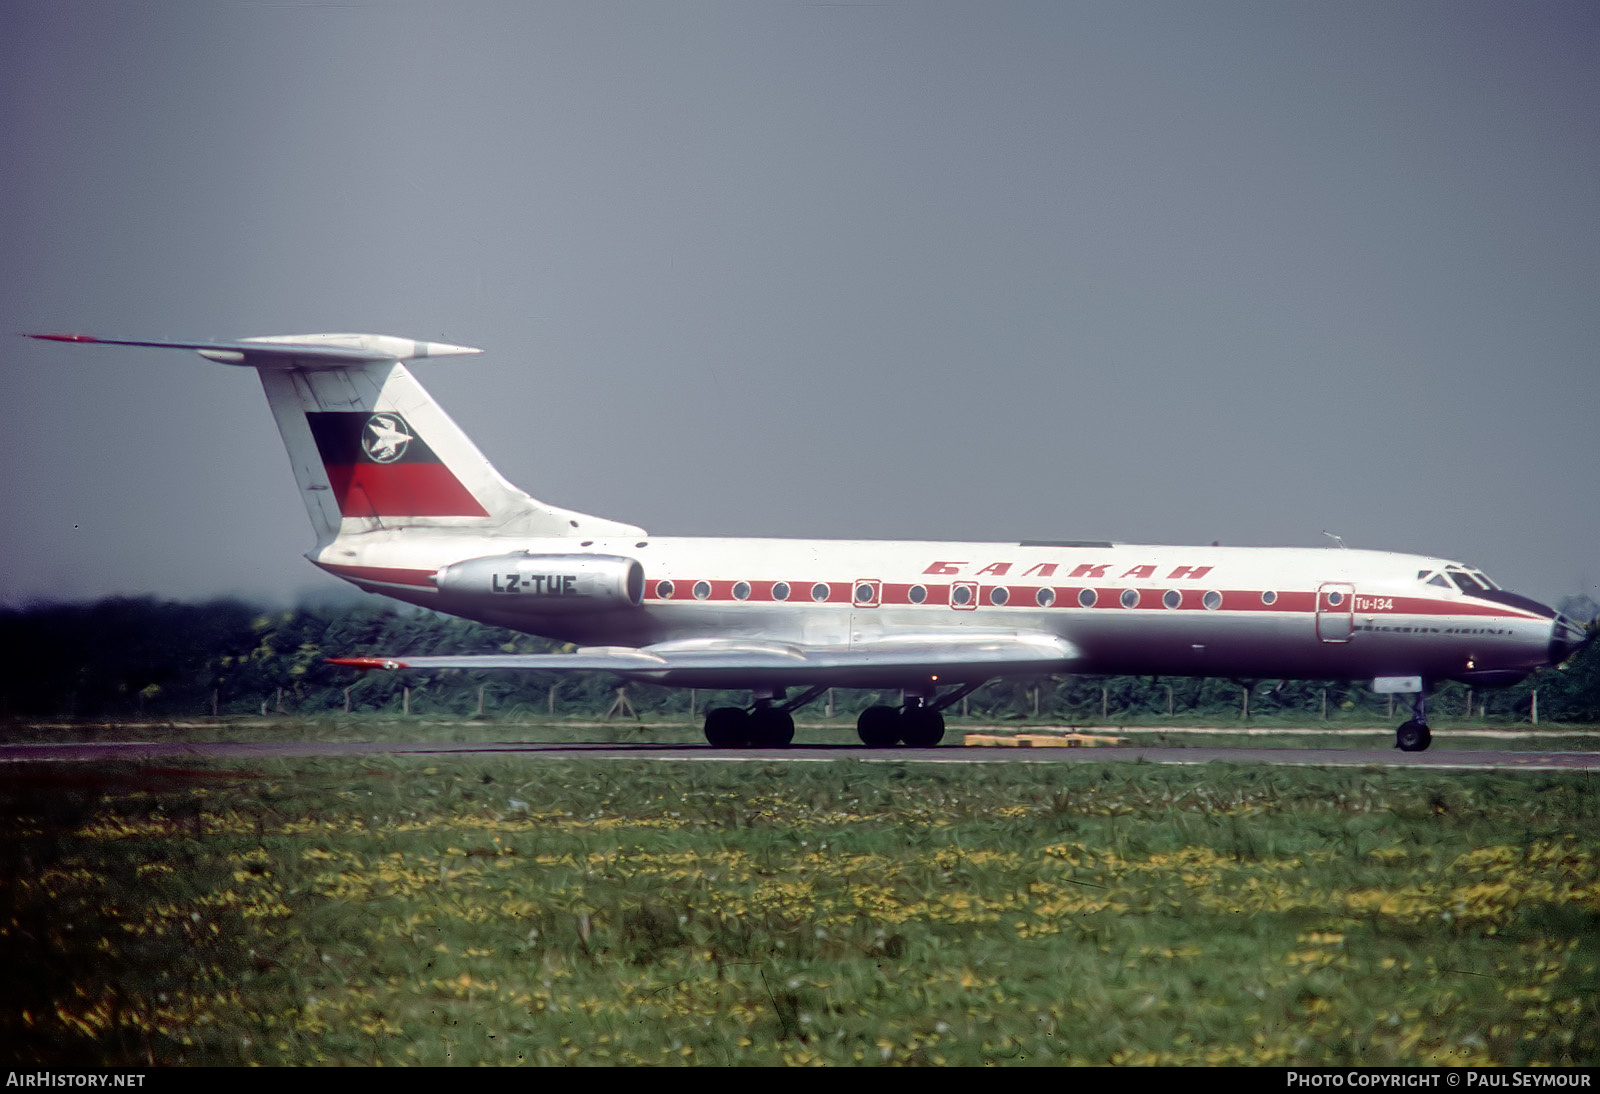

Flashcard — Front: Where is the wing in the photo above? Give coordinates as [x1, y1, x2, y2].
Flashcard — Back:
[329, 631, 1079, 689]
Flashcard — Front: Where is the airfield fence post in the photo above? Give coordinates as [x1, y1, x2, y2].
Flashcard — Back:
[1320, 688, 1327, 722]
[827, 689, 835, 718]
[1167, 684, 1174, 717]
[689, 689, 696, 722]
[1465, 689, 1472, 719]
[1032, 688, 1040, 719]
[1102, 686, 1109, 721]
[1241, 686, 1250, 722]
[476, 685, 485, 717]
[1387, 694, 1394, 718]
[548, 685, 556, 716]
[344, 687, 352, 714]
[403, 686, 411, 716]
[1531, 689, 1539, 725]
[605, 687, 637, 721]
[213, 689, 219, 718]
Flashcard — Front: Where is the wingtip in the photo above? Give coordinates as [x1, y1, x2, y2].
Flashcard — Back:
[25, 332, 100, 343]
[327, 656, 408, 671]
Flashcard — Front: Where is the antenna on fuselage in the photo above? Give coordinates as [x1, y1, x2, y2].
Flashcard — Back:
[1321, 531, 1348, 549]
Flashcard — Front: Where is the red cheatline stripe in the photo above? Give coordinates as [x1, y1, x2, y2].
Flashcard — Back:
[323, 463, 488, 518]
[642, 582, 1540, 619]
[314, 562, 437, 588]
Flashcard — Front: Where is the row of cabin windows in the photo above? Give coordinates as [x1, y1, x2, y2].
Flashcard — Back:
[651, 581, 1271, 611]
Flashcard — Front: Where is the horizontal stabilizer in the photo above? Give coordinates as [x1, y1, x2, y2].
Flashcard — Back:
[330, 631, 1078, 688]
[26, 332, 480, 369]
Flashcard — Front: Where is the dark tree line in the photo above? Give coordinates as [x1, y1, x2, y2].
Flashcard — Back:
[0, 595, 1595, 724]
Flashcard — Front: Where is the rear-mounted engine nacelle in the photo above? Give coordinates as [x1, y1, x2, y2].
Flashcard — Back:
[433, 553, 645, 610]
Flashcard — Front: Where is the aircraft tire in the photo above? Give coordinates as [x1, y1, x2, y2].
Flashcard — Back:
[705, 706, 751, 748]
[748, 708, 795, 748]
[1395, 719, 1432, 752]
[856, 705, 902, 747]
[899, 707, 945, 748]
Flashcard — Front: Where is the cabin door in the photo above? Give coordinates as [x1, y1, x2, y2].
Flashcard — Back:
[1316, 583, 1355, 643]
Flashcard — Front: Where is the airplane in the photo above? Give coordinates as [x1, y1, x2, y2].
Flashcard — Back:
[28, 331, 1592, 752]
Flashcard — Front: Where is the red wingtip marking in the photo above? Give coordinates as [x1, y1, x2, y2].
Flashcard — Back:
[27, 332, 100, 342]
[327, 656, 408, 671]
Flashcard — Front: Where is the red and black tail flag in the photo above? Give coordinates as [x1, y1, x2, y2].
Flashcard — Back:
[306, 411, 488, 518]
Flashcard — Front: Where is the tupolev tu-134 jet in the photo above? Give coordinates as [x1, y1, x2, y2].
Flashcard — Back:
[30, 331, 1592, 752]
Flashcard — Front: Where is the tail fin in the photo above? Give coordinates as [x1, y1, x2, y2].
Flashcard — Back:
[27, 332, 645, 545]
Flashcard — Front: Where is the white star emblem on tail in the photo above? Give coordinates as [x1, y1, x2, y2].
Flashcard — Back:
[361, 414, 412, 463]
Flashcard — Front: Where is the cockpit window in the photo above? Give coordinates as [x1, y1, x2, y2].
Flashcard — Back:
[1419, 570, 1451, 589]
[1447, 569, 1486, 593]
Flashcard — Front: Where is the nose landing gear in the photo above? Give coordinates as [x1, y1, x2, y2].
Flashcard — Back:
[1395, 691, 1432, 752]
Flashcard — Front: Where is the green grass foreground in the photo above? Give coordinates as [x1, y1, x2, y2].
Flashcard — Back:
[1, 759, 1595, 1066]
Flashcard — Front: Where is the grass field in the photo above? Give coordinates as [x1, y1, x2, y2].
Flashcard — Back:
[1, 748, 1596, 1066]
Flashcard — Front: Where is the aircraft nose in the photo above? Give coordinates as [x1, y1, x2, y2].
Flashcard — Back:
[1549, 611, 1593, 666]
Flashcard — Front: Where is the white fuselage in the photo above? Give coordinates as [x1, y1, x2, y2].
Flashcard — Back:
[310, 532, 1555, 689]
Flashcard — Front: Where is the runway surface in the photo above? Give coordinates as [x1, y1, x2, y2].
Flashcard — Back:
[2, 739, 1596, 771]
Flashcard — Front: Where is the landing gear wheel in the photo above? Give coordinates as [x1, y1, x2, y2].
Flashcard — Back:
[1395, 719, 1432, 753]
[899, 706, 945, 748]
[748, 707, 795, 748]
[856, 704, 901, 747]
[704, 706, 751, 747]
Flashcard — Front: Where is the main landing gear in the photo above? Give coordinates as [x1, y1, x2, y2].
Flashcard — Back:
[704, 704, 795, 748]
[702, 686, 827, 748]
[1395, 691, 1432, 753]
[700, 682, 984, 749]
[856, 699, 945, 748]
[854, 681, 986, 749]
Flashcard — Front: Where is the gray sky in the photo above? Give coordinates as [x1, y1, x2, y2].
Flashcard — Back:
[2, 1, 1596, 608]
